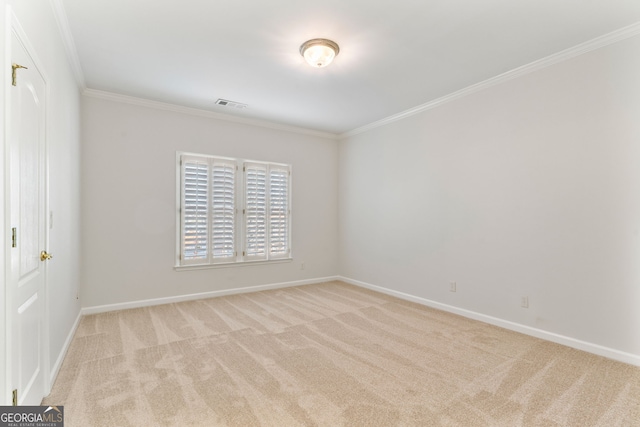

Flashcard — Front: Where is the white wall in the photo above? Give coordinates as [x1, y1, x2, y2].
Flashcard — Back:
[339, 34, 640, 359]
[1, 0, 82, 402]
[80, 96, 339, 308]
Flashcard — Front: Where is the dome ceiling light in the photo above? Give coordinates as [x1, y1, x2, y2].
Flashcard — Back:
[299, 38, 340, 68]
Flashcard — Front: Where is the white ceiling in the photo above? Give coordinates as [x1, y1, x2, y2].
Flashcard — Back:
[61, 0, 640, 135]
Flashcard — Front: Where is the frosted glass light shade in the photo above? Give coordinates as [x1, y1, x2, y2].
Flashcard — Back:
[300, 39, 340, 68]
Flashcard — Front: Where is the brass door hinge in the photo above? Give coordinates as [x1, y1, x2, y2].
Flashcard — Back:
[12, 389, 17, 406]
[11, 227, 17, 248]
[11, 64, 28, 86]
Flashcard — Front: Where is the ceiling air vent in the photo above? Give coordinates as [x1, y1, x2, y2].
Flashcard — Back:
[215, 99, 248, 109]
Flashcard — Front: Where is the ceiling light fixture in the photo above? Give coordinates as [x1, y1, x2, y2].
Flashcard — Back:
[300, 38, 340, 68]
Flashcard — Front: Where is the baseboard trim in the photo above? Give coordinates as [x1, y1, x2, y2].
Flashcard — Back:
[338, 276, 640, 367]
[48, 310, 82, 390]
[81, 276, 340, 315]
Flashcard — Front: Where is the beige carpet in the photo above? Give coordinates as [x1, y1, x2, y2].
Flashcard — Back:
[44, 281, 640, 426]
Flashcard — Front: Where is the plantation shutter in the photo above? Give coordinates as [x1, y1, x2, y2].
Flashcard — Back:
[178, 153, 291, 268]
[268, 167, 290, 258]
[181, 157, 209, 263]
[211, 161, 236, 261]
[244, 163, 267, 260]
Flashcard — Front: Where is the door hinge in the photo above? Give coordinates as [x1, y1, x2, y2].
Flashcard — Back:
[11, 64, 28, 86]
[12, 389, 17, 406]
[242, 251, 246, 256]
[11, 228, 17, 248]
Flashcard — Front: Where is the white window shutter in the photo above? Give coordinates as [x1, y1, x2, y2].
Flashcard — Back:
[244, 163, 267, 260]
[178, 153, 291, 268]
[269, 167, 290, 258]
[211, 161, 236, 261]
[182, 157, 209, 262]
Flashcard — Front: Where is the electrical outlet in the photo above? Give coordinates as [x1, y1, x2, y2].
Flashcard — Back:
[449, 282, 456, 292]
[521, 296, 529, 308]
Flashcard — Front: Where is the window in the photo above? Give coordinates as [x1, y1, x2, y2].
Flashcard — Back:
[177, 153, 291, 268]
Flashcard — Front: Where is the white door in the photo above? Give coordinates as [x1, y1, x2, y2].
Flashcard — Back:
[8, 23, 49, 406]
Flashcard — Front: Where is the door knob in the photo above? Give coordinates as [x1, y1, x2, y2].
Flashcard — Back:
[40, 251, 53, 261]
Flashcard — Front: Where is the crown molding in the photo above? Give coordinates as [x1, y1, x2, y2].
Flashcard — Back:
[49, 0, 86, 90]
[83, 89, 339, 140]
[340, 21, 640, 139]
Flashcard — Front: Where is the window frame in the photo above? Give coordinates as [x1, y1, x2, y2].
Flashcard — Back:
[175, 152, 292, 270]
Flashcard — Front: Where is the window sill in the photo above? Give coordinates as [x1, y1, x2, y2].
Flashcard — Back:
[174, 258, 293, 271]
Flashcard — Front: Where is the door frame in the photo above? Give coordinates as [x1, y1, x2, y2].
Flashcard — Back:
[3, 6, 51, 404]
